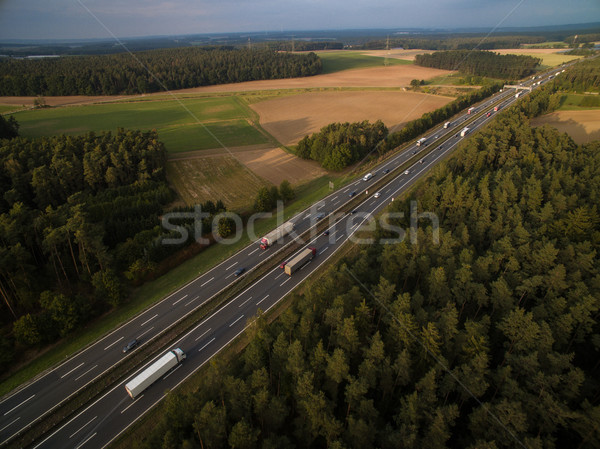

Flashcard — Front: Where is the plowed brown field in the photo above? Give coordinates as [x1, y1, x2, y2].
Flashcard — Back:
[530, 110, 600, 144]
[250, 90, 454, 146]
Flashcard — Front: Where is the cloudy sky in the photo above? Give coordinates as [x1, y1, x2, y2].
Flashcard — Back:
[0, 0, 598, 41]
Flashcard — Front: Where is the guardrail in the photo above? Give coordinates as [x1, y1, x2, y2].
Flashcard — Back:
[12, 68, 550, 449]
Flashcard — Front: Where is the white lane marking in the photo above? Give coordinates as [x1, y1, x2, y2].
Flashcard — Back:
[75, 432, 96, 449]
[136, 326, 154, 340]
[300, 260, 311, 271]
[172, 294, 188, 306]
[343, 188, 349, 192]
[256, 294, 270, 306]
[336, 234, 344, 242]
[332, 196, 338, 201]
[60, 362, 85, 379]
[225, 272, 236, 279]
[275, 271, 285, 280]
[201, 277, 214, 287]
[247, 247, 259, 256]
[317, 203, 325, 209]
[120, 395, 143, 414]
[69, 415, 97, 439]
[199, 338, 216, 352]
[0, 417, 20, 433]
[226, 261, 238, 270]
[280, 277, 291, 286]
[238, 296, 253, 308]
[74, 365, 98, 382]
[229, 315, 245, 327]
[333, 200, 340, 206]
[320, 246, 329, 254]
[195, 328, 212, 342]
[304, 213, 311, 220]
[103, 336, 124, 351]
[185, 296, 200, 307]
[162, 364, 182, 380]
[140, 314, 158, 327]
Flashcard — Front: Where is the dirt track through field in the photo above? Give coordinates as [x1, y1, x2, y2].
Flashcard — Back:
[250, 90, 454, 146]
[530, 110, 600, 144]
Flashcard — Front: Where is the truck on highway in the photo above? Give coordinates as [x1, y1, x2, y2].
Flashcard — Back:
[260, 221, 295, 249]
[284, 247, 316, 276]
[460, 127, 470, 137]
[515, 92, 521, 98]
[443, 122, 451, 128]
[125, 348, 186, 398]
[467, 107, 475, 114]
[416, 137, 427, 146]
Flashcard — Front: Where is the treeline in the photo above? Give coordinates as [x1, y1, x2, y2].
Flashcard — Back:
[355, 35, 547, 51]
[552, 57, 600, 93]
[414, 50, 541, 79]
[254, 180, 295, 212]
[0, 129, 233, 369]
[138, 92, 600, 449]
[0, 48, 322, 96]
[0, 115, 19, 139]
[564, 33, 600, 45]
[296, 121, 388, 171]
[267, 41, 344, 52]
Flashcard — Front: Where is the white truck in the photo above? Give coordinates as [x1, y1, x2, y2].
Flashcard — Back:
[260, 222, 295, 250]
[363, 172, 373, 181]
[125, 348, 186, 398]
[284, 247, 316, 276]
[467, 107, 475, 114]
[460, 127, 470, 137]
[416, 137, 427, 146]
[443, 122, 451, 129]
[515, 92, 521, 98]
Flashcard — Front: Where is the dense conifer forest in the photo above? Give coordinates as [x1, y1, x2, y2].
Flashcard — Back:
[138, 86, 600, 449]
[0, 129, 232, 368]
[414, 50, 541, 79]
[0, 48, 322, 96]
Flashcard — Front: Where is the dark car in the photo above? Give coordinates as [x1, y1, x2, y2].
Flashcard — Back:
[122, 339, 139, 353]
[382, 169, 390, 174]
[316, 212, 326, 220]
[350, 210, 358, 215]
[349, 191, 357, 197]
[323, 230, 330, 236]
[234, 267, 245, 276]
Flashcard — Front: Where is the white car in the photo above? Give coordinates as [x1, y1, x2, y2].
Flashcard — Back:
[373, 192, 381, 198]
[404, 170, 410, 175]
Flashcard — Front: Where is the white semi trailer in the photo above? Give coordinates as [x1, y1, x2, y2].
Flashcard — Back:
[125, 348, 186, 398]
[260, 222, 295, 249]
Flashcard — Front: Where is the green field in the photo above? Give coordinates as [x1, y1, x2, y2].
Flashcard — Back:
[9, 96, 271, 150]
[159, 119, 269, 152]
[558, 93, 600, 110]
[316, 50, 412, 74]
[0, 104, 23, 114]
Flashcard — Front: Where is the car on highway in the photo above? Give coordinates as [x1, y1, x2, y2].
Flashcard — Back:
[316, 212, 325, 220]
[487, 112, 491, 117]
[382, 168, 390, 174]
[279, 261, 287, 269]
[412, 150, 417, 154]
[419, 159, 424, 164]
[350, 209, 358, 214]
[373, 192, 381, 198]
[349, 191, 357, 197]
[404, 170, 410, 175]
[122, 339, 139, 353]
[234, 267, 245, 276]
[323, 230, 330, 236]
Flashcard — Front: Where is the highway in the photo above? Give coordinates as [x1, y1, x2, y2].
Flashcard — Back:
[0, 65, 565, 448]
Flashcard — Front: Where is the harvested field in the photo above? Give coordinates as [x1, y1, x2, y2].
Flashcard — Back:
[492, 48, 581, 67]
[166, 155, 269, 211]
[361, 49, 432, 61]
[234, 147, 326, 186]
[530, 110, 600, 145]
[250, 90, 454, 146]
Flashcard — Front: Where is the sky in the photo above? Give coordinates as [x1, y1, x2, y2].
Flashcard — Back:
[0, 0, 598, 41]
